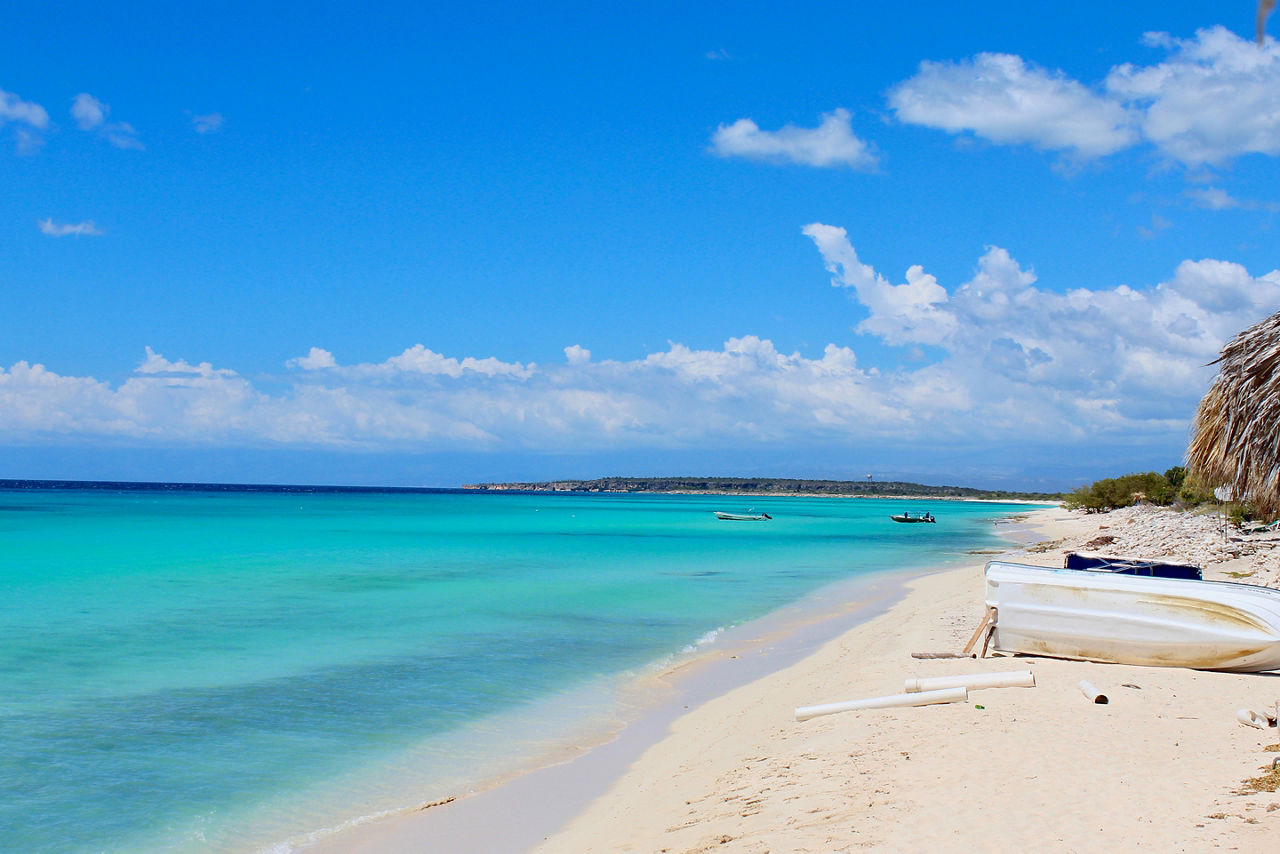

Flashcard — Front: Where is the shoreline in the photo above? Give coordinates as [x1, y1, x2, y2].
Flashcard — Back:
[539, 506, 1280, 852]
[309, 505, 1280, 851]
[302, 507, 1050, 852]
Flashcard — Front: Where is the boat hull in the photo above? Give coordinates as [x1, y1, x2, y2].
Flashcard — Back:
[984, 560, 1280, 672]
[713, 512, 770, 521]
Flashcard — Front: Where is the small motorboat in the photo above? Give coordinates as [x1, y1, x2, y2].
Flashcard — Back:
[984, 560, 1280, 672]
[890, 512, 935, 523]
[713, 511, 772, 521]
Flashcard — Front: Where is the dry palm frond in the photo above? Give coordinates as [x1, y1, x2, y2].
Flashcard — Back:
[1188, 311, 1280, 517]
[1262, 0, 1277, 45]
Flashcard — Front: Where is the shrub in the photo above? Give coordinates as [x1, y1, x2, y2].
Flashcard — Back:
[1063, 470, 1178, 513]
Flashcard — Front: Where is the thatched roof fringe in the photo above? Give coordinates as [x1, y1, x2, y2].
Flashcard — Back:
[1188, 311, 1280, 518]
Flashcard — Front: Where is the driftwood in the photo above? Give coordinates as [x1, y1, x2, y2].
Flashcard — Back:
[962, 606, 998, 658]
[912, 606, 998, 660]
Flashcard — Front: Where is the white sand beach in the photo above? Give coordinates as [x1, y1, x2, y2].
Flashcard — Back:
[312, 506, 1280, 852]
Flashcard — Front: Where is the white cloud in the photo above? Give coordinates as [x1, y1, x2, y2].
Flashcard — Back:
[137, 346, 237, 378]
[564, 345, 591, 365]
[1106, 27, 1280, 166]
[71, 93, 143, 150]
[1186, 186, 1239, 209]
[805, 222, 1280, 425]
[710, 109, 878, 170]
[1185, 185, 1280, 212]
[1, 87, 49, 129]
[889, 53, 1137, 158]
[38, 218, 104, 237]
[191, 112, 224, 134]
[891, 27, 1280, 167]
[381, 345, 534, 379]
[4, 242, 1279, 456]
[287, 347, 337, 370]
[1, 87, 48, 153]
[802, 223, 957, 345]
[71, 93, 106, 130]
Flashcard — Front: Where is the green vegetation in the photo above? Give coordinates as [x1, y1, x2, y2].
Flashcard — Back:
[462, 476, 1062, 502]
[1063, 466, 1216, 513]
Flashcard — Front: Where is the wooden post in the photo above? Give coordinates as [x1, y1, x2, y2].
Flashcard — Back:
[962, 606, 997, 657]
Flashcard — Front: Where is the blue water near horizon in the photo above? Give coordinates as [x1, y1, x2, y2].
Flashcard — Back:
[0, 484, 1038, 852]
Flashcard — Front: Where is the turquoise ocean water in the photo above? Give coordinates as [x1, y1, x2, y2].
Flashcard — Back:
[0, 485, 1035, 852]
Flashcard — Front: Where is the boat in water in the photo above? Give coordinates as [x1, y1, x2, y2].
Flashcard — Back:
[890, 512, 935, 524]
[984, 560, 1280, 672]
[713, 511, 772, 521]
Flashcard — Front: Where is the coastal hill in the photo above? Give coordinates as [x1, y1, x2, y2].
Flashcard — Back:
[461, 476, 1061, 502]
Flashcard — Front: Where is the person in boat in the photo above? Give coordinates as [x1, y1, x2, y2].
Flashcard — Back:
[762, 513, 772, 520]
[902, 510, 911, 519]
[924, 512, 934, 522]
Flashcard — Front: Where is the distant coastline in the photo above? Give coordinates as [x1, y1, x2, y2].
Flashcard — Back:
[461, 476, 1063, 502]
[1, 477, 1063, 503]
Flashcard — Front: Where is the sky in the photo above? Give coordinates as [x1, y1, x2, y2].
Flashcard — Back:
[3, 1, 1280, 490]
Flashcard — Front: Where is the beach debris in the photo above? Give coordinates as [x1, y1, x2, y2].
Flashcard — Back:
[416, 796, 456, 811]
[961, 606, 998, 659]
[903, 669, 1035, 693]
[1121, 683, 1142, 690]
[1078, 680, 1109, 704]
[911, 651, 970, 659]
[794, 686, 967, 722]
[1238, 708, 1269, 729]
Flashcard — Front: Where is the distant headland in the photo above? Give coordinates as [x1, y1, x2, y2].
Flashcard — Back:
[461, 476, 1062, 502]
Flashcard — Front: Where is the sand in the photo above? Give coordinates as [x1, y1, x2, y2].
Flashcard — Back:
[309, 507, 1280, 852]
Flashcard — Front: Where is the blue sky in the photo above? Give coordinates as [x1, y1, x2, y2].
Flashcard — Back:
[3, 1, 1280, 489]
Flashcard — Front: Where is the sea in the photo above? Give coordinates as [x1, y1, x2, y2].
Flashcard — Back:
[0, 482, 1039, 853]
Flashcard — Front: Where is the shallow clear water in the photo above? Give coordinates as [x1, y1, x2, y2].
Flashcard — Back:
[0, 486, 1033, 852]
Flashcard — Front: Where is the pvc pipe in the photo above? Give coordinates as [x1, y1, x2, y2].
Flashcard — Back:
[795, 686, 967, 722]
[904, 670, 1035, 693]
[1238, 708, 1268, 729]
[1078, 680, 1108, 704]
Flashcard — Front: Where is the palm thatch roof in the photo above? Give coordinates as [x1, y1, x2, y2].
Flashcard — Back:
[1187, 310, 1280, 517]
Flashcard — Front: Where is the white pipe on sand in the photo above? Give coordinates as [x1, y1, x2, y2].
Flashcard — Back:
[903, 670, 1035, 693]
[795, 686, 967, 722]
[1079, 680, 1108, 704]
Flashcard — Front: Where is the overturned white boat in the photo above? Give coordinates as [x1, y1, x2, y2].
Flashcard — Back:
[984, 560, 1280, 673]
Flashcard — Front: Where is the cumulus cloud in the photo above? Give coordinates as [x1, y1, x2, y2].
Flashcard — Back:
[1106, 27, 1280, 166]
[70, 93, 106, 130]
[805, 222, 1280, 425]
[1, 87, 49, 129]
[137, 346, 237, 378]
[4, 237, 1279, 456]
[287, 347, 337, 370]
[564, 345, 591, 365]
[710, 109, 878, 170]
[1, 87, 48, 153]
[889, 53, 1137, 158]
[891, 27, 1280, 167]
[71, 93, 143, 150]
[38, 218, 104, 237]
